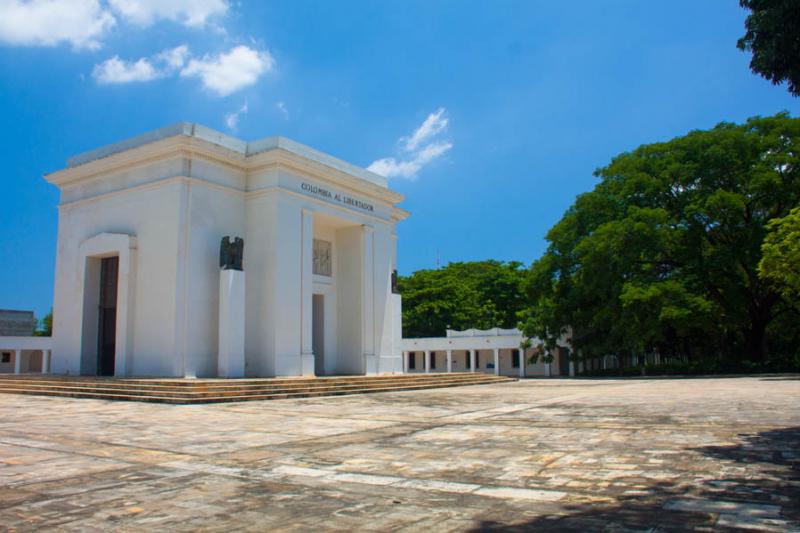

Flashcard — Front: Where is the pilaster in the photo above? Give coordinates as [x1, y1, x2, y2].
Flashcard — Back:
[300, 208, 316, 375]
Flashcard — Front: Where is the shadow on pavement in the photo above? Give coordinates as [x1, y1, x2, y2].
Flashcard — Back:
[467, 427, 800, 532]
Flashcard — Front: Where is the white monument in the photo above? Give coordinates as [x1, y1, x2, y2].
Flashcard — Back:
[45, 123, 408, 378]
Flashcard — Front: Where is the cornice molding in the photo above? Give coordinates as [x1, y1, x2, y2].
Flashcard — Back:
[59, 175, 401, 225]
[46, 135, 404, 206]
[58, 176, 238, 211]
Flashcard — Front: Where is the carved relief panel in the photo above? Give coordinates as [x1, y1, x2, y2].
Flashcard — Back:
[313, 239, 332, 277]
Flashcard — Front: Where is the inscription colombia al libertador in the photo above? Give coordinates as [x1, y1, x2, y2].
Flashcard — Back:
[301, 183, 375, 212]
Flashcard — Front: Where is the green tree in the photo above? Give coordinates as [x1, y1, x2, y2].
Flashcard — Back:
[398, 260, 527, 338]
[34, 310, 53, 337]
[759, 206, 800, 299]
[737, 0, 800, 96]
[522, 113, 800, 365]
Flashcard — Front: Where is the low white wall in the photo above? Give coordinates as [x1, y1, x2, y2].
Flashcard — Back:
[0, 337, 53, 351]
[0, 337, 53, 374]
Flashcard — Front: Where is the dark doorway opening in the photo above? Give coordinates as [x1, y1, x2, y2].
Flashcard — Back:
[313, 294, 325, 375]
[97, 256, 118, 376]
[558, 346, 570, 376]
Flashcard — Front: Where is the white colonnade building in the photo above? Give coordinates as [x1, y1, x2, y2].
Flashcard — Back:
[402, 328, 574, 377]
[45, 123, 408, 378]
[0, 338, 52, 375]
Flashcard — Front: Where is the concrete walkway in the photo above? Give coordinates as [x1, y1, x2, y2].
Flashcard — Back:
[0, 377, 798, 531]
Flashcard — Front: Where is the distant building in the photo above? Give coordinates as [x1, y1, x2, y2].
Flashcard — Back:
[402, 328, 574, 377]
[0, 310, 35, 337]
[0, 310, 51, 375]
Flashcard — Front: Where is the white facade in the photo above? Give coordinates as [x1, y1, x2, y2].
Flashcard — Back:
[401, 328, 573, 377]
[46, 123, 408, 378]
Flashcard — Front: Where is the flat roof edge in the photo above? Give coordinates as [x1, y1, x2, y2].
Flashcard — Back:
[249, 136, 388, 187]
[67, 123, 195, 168]
[63, 123, 388, 188]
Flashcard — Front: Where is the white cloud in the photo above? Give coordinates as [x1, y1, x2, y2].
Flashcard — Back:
[368, 108, 453, 179]
[93, 56, 158, 83]
[0, 0, 116, 50]
[92, 44, 274, 95]
[367, 158, 422, 180]
[414, 140, 454, 165]
[181, 45, 274, 97]
[401, 107, 448, 152]
[92, 44, 188, 84]
[0, 0, 229, 51]
[108, 0, 228, 28]
[156, 44, 189, 69]
[224, 101, 248, 131]
[275, 101, 289, 120]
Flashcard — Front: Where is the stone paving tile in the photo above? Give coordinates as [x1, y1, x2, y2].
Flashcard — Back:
[0, 377, 798, 531]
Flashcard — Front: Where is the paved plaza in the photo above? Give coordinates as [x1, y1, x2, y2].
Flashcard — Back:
[0, 377, 798, 531]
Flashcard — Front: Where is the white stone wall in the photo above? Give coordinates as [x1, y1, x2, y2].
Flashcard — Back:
[335, 225, 364, 375]
[183, 181, 245, 377]
[52, 175, 184, 376]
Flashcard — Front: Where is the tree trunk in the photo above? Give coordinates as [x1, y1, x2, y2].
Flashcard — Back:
[746, 316, 769, 362]
[746, 290, 780, 362]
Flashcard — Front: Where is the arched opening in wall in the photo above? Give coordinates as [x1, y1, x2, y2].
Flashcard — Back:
[97, 256, 119, 376]
[81, 254, 119, 376]
[73, 232, 136, 377]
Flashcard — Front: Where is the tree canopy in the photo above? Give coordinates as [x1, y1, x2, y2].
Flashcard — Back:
[520, 113, 800, 364]
[737, 0, 800, 96]
[398, 260, 527, 338]
[759, 206, 800, 300]
[34, 310, 52, 337]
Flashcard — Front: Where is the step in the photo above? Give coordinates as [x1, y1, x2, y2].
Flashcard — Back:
[0, 374, 508, 390]
[0, 375, 508, 394]
[0, 377, 513, 399]
[0, 378, 502, 397]
[0, 372, 487, 386]
[0, 376, 516, 404]
[0, 373, 499, 390]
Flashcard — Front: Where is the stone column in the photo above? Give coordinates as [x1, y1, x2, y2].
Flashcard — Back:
[446, 350, 452, 373]
[362, 225, 376, 374]
[218, 268, 246, 378]
[43, 349, 50, 374]
[569, 361, 575, 377]
[518, 349, 525, 378]
[402, 351, 409, 373]
[469, 349, 476, 372]
[493, 348, 500, 376]
[300, 209, 315, 376]
[14, 349, 22, 374]
[424, 350, 431, 374]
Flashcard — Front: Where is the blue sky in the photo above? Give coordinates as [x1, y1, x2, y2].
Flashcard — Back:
[1, 0, 798, 321]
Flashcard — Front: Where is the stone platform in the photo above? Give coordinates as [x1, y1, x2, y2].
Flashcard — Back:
[0, 372, 515, 404]
[0, 376, 798, 531]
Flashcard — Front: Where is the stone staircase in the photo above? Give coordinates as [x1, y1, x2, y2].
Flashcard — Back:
[0, 373, 516, 404]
